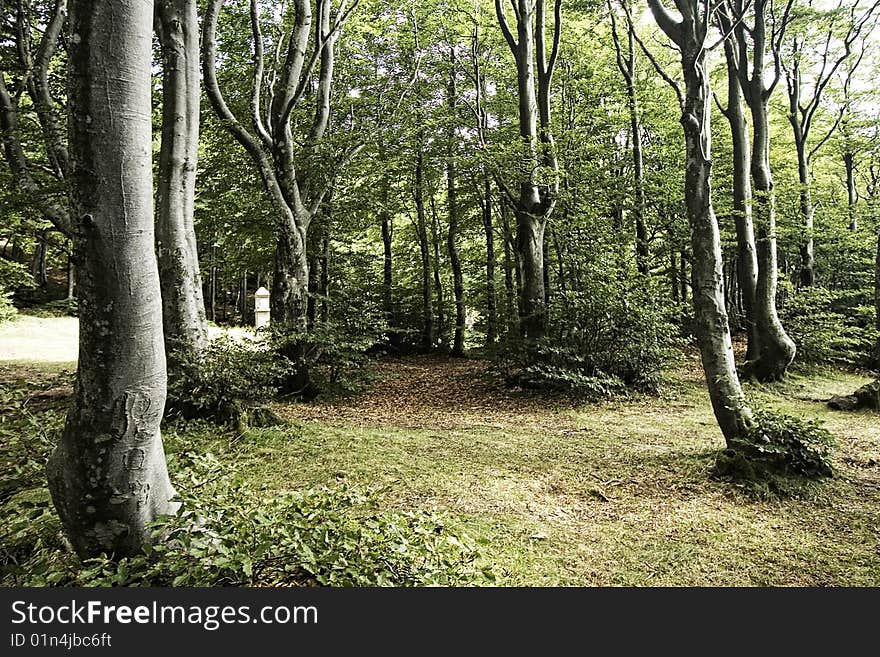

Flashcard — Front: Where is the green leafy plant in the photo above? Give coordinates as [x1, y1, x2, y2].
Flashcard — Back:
[3, 452, 494, 587]
[166, 335, 286, 428]
[496, 282, 682, 396]
[713, 408, 836, 497]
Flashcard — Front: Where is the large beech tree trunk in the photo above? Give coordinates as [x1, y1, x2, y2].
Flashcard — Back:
[156, 0, 208, 364]
[48, 0, 176, 559]
[649, 0, 753, 446]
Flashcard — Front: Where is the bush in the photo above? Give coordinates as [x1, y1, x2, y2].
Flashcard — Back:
[712, 408, 836, 496]
[496, 282, 682, 396]
[265, 317, 382, 398]
[0, 293, 16, 324]
[166, 335, 286, 428]
[2, 453, 494, 587]
[781, 285, 877, 367]
[0, 259, 34, 324]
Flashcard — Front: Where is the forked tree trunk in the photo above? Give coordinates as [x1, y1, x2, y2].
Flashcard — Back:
[155, 0, 209, 365]
[48, 0, 176, 559]
[748, 105, 796, 380]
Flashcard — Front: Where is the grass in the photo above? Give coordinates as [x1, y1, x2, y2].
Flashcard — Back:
[2, 317, 879, 586]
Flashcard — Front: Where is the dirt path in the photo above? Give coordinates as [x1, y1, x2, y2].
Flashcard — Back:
[277, 354, 581, 431]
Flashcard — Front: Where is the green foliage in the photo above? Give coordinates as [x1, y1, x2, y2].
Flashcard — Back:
[497, 282, 682, 396]
[25, 298, 79, 317]
[0, 258, 35, 293]
[0, 259, 35, 323]
[265, 316, 383, 398]
[0, 293, 16, 323]
[2, 449, 493, 587]
[781, 285, 877, 367]
[713, 408, 836, 497]
[166, 336, 285, 425]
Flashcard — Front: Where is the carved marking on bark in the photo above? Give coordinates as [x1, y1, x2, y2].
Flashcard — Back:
[123, 448, 146, 471]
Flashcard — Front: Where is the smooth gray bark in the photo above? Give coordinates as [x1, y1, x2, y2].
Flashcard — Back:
[156, 0, 208, 364]
[203, 0, 357, 327]
[648, 0, 754, 446]
[718, 22, 759, 361]
[728, 0, 796, 380]
[48, 0, 176, 559]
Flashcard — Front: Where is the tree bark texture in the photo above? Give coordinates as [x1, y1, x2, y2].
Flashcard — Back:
[649, 0, 753, 446]
[48, 0, 176, 559]
[156, 0, 209, 365]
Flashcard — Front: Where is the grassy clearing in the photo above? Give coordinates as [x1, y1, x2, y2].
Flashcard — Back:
[2, 318, 879, 586]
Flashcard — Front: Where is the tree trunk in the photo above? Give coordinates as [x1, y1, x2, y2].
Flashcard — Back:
[48, 0, 176, 559]
[649, 0, 753, 446]
[430, 196, 446, 348]
[845, 151, 857, 231]
[501, 198, 516, 333]
[66, 253, 75, 300]
[416, 146, 433, 351]
[875, 230, 880, 334]
[447, 53, 465, 356]
[795, 139, 816, 287]
[271, 221, 309, 327]
[721, 37, 759, 361]
[482, 177, 497, 346]
[380, 172, 394, 340]
[747, 100, 796, 381]
[320, 211, 330, 324]
[516, 208, 546, 340]
[155, 0, 208, 365]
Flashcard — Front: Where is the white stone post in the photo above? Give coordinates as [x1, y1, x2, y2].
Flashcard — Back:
[254, 286, 271, 329]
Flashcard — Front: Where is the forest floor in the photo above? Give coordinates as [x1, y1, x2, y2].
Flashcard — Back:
[2, 317, 879, 585]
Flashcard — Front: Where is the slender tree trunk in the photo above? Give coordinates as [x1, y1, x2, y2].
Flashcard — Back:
[679, 248, 688, 302]
[875, 230, 880, 333]
[430, 196, 446, 347]
[66, 253, 75, 299]
[501, 198, 516, 333]
[447, 53, 465, 356]
[416, 147, 433, 351]
[845, 151, 857, 231]
[320, 207, 330, 324]
[155, 0, 208, 365]
[747, 101, 797, 380]
[380, 174, 395, 341]
[482, 177, 497, 346]
[795, 139, 816, 286]
[652, 0, 753, 446]
[721, 38, 759, 361]
[48, 0, 176, 559]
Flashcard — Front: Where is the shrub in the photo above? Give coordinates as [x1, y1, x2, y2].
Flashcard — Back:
[781, 285, 877, 367]
[712, 408, 836, 496]
[166, 335, 285, 428]
[265, 317, 382, 398]
[496, 281, 682, 395]
[0, 293, 16, 324]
